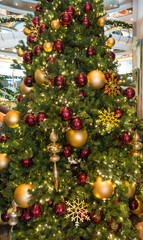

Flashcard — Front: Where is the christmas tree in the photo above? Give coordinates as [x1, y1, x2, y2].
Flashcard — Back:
[0, 0, 143, 239]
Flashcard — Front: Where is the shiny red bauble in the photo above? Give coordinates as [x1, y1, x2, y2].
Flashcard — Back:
[48, 199, 54, 207]
[21, 209, 31, 222]
[65, 6, 76, 18]
[20, 158, 32, 168]
[114, 109, 124, 119]
[108, 51, 115, 61]
[30, 203, 44, 218]
[54, 76, 66, 88]
[86, 47, 96, 57]
[79, 209, 88, 220]
[90, 209, 103, 223]
[124, 87, 135, 99]
[81, 17, 91, 29]
[1, 213, 9, 222]
[54, 202, 67, 216]
[47, 57, 56, 64]
[60, 12, 72, 27]
[38, 24, 47, 35]
[63, 145, 73, 158]
[23, 52, 33, 64]
[59, 107, 73, 121]
[120, 132, 133, 144]
[34, 4, 43, 14]
[53, 40, 64, 53]
[17, 94, 24, 103]
[79, 148, 91, 159]
[77, 173, 87, 187]
[24, 114, 35, 127]
[129, 198, 138, 211]
[70, 117, 84, 130]
[79, 90, 87, 98]
[75, 73, 87, 87]
[83, 2, 93, 13]
[35, 112, 46, 125]
[31, 17, 40, 26]
[24, 76, 35, 87]
[27, 34, 35, 45]
[0, 135, 7, 143]
[32, 45, 43, 56]
[107, 219, 122, 232]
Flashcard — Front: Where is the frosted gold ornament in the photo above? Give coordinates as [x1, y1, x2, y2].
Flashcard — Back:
[125, 181, 135, 198]
[7, 207, 18, 219]
[66, 129, 88, 148]
[0, 153, 11, 171]
[17, 48, 24, 57]
[20, 82, 34, 95]
[5, 110, 21, 128]
[93, 176, 114, 200]
[23, 27, 31, 35]
[14, 184, 34, 208]
[51, 19, 60, 30]
[8, 218, 18, 226]
[97, 17, 106, 27]
[43, 42, 53, 52]
[132, 130, 143, 157]
[106, 37, 115, 48]
[87, 70, 106, 89]
[34, 69, 50, 85]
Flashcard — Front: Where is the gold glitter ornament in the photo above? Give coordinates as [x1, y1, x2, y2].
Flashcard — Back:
[104, 75, 121, 97]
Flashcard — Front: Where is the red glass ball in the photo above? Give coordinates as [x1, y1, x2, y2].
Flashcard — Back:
[90, 209, 103, 223]
[79, 209, 89, 220]
[65, 6, 76, 18]
[77, 173, 87, 187]
[75, 73, 87, 87]
[79, 90, 87, 98]
[54, 76, 66, 88]
[129, 198, 138, 210]
[24, 76, 35, 87]
[27, 34, 35, 45]
[1, 213, 9, 222]
[53, 40, 64, 53]
[70, 117, 84, 130]
[107, 219, 122, 232]
[54, 202, 67, 216]
[114, 109, 124, 119]
[31, 17, 40, 26]
[105, 72, 112, 80]
[83, 2, 93, 13]
[34, 4, 43, 14]
[59, 107, 73, 121]
[21, 209, 31, 222]
[47, 57, 56, 64]
[60, 12, 72, 27]
[17, 94, 24, 103]
[20, 158, 32, 168]
[24, 114, 35, 127]
[120, 132, 133, 144]
[23, 52, 32, 64]
[38, 24, 47, 35]
[108, 51, 115, 61]
[30, 203, 44, 219]
[63, 145, 73, 158]
[48, 200, 54, 207]
[79, 148, 91, 159]
[124, 87, 135, 99]
[86, 47, 96, 57]
[0, 135, 7, 143]
[35, 112, 46, 125]
[81, 17, 91, 29]
[32, 45, 43, 56]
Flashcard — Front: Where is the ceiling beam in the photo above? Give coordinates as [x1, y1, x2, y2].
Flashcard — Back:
[0, 4, 33, 15]
[106, 3, 133, 14]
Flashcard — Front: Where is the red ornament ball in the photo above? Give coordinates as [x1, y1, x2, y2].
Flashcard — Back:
[79, 148, 91, 159]
[34, 4, 43, 14]
[59, 107, 73, 121]
[79, 90, 87, 98]
[31, 17, 40, 26]
[24, 114, 35, 127]
[106, 72, 112, 80]
[75, 73, 87, 87]
[24, 76, 35, 87]
[120, 132, 133, 144]
[86, 47, 96, 57]
[70, 117, 84, 130]
[30, 203, 44, 219]
[114, 109, 124, 119]
[129, 198, 138, 211]
[48, 199, 54, 207]
[79, 209, 89, 220]
[77, 173, 87, 187]
[23, 52, 32, 64]
[35, 112, 46, 125]
[83, 2, 93, 13]
[124, 87, 135, 99]
[54, 202, 67, 216]
[1, 213, 9, 222]
[108, 51, 115, 61]
[63, 145, 73, 158]
[38, 24, 47, 35]
[81, 17, 91, 29]
[27, 34, 35, 45]
[53, 40, 64, 53]
[107, 219, 122, 232]
[17, 94, 24, 103]
[32, 45, 43, 56]
[90, 209, 103, 223]
[65, 6, 76, 18]
[0, 135, 7, 143]
[21, 209, 31, 222]
[60, 12, 72, 27]
[20, 158, 32, 168]
[54, 76, 66, 88]
[47, 57, 56, 64]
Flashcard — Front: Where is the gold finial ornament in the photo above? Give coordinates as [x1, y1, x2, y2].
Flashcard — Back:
[132, 130, 143, 157]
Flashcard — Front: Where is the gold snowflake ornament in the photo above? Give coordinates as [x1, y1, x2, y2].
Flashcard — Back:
[65, 199, 90, 228]
[104, 76, 121, 97]
[30, 23, 39, 42]
[97, 108, 119, 132]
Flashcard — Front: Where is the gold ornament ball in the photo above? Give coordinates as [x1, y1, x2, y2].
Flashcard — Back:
[20, 82, 34, 95]
[131, 199, 143, 215]
[5, 110, 21, 128]
[34, 69, 49, 85]
[0, 153, 11, 171]
[93, 176, 114, 200]
[87, 70, 106, 89]
[43, 42, 53, 52]
[106, 37, 116, 48]
[17, 48, 24, 57]
[51, 19, 60, 30]
[66, 129, 88, 148]
[23, 27, 31, 35]
[97, 17, 106, 27]
[125, 181, 135, 198]
[14, 184, 34, 208]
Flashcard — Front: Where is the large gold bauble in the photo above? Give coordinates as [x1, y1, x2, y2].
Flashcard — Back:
[23, 27, 31, 35]
[0, 153, 11, 171]
[125, 181, 135, 198]
[5, 110, 21, 128]
[51, 20, 60, 30]
[66, 129, 88, 148]
[17, 48, 24, 57]
[20, 82, 34, 95]
[93, 176, 114, 200]
[14, 184, 34, 208]
[34, 69, 49, 85]
[106, 37, 116, 48]
[87, 70, 106, 89]
[97, 17, 106, 27]
[43, 42, 53, 52]
[131, 199, 143, 215]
